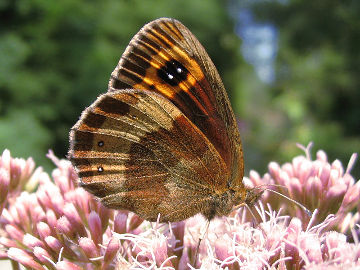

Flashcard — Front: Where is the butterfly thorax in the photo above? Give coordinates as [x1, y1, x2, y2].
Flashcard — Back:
[202, 186, 260, 220]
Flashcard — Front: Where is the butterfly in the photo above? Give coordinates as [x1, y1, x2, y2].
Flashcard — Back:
[68, 18, 262, 223]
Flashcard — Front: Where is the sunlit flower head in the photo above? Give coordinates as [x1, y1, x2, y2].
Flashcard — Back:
[246, 142, 359, 232]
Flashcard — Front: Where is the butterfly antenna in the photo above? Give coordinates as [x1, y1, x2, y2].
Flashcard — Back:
[264, 188, 312, 217]
[193, 219, 210, 268]
[251, 184, 312, 216]
[253, 183, 286, 190]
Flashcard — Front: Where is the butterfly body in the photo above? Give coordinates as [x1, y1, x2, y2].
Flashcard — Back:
[69, 18, 261, 222]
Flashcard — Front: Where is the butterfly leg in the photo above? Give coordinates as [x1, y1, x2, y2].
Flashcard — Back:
[193, 218, 210, 267]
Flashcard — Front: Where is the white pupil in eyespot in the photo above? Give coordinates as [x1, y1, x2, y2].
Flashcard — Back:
[98, 166, 104, 172]
[167, 73, 174, 80]
[176, 67, 182, 73]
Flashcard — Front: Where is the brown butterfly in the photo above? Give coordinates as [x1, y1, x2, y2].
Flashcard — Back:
[68, 18, 262, 223]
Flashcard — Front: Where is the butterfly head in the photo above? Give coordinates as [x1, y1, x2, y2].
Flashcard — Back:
[244, 187, 264, 207]
[207, 184, 264, 220]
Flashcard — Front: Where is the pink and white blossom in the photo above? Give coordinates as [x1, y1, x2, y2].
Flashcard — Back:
[0, 146, 359, 269]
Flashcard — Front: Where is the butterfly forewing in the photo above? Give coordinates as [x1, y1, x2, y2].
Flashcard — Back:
[108, 18, 244, 188]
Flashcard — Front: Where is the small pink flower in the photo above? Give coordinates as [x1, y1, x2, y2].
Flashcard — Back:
[33, 246, 54, 266]
[79, 237, 100, 259]
[44, 236, 63, 253]
[0, 168, 10, 215]
[0, 149, 11, 171]
[56, 261, 83, 270]
[128, 212, 144, 232]
[23, 233, 45, 250]
[45, 209, 58, 232]
[57, 216, 76, 239]
[7, 247, 44, 270]
[102, 237, 120, 269]
[88, 211, 103, 245]
[37, 222, 52, 240]
[63, 203, 87, 237]
[5, 224, 24, 242]
[114, 211, 128, 234]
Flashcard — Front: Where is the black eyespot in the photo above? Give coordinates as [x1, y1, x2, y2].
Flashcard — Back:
[157, 60, 188, 86]
[98, 166, 104, 172]
[98, 141, 104, 147]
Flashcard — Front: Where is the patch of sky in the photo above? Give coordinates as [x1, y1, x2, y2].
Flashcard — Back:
[235, 8, 278, 84]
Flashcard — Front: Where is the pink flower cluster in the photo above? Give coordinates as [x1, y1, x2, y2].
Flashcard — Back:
[0, 144, 359, 269]
[246, 143, 360, 233]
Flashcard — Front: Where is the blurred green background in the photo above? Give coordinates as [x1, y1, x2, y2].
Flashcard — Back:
[0, 0, 359, 179]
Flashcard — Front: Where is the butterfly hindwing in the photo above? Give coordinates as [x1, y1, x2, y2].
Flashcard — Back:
[69, 89, 228, 221]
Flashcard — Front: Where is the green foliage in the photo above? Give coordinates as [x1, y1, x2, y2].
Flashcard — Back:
[238, 0, 360, 178]
[1, 0, 358, 178]
[0, 0, 242, 171]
